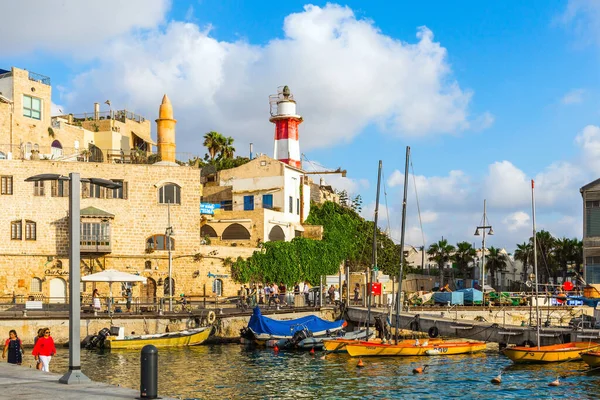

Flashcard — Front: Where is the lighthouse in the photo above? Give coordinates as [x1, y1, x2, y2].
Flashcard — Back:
[156, 94, 177, 163]
[270, 86, 303, 169]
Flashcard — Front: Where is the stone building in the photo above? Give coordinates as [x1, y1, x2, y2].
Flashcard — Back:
[580, 179, 600, 286]
[0, 66, 256, 304]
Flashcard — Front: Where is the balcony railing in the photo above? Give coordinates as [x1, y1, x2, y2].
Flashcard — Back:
[80, 235, 112, 253]
[28, 71, 51, 86]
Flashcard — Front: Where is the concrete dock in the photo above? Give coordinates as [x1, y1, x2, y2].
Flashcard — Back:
[0, 363, 177, 399]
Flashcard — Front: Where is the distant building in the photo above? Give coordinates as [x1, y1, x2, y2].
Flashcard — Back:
[580, 179, 600, 285]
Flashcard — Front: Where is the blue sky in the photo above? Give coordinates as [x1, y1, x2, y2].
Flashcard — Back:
[2, 0, 600, 252]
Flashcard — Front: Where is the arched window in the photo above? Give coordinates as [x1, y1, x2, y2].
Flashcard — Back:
[30, 277, 42, 293]
[212, 279, 223, 296]
[163, 278, 175, 296]
[25, 220, 36, 240]
[145, 260, 152, 270]
[158, 183, 181, 204]
[201, 225, 218, 238]
[25, 142, 32, 155]
[268, 225, 286, 242]
[89, 144, 104, 162]
[51, 140, 63, 158]
[11, 220, 22, 240]
[146, 235, 175, 251]
[222, 223, 250, 240]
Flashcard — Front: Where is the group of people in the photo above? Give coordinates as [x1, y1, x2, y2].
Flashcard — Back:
[2, 328, 56, 372]
[91, 288, 134, 313]
[239, 281, 312, 308]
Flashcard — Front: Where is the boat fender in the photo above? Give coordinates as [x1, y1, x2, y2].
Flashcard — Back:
[207, 311, 216, 324]
[428, 326, 439, 338]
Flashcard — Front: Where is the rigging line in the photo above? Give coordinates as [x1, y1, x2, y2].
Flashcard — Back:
[410, 160, 426, 251]
[300, 153, 325, 182]
[381, 166, 392, 236]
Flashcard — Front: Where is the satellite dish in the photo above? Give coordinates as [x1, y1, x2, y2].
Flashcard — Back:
[525, 280, 532, 288]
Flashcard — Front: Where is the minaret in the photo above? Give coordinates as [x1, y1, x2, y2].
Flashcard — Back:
[270, 86, 302, 169]
[156, 94, 177, 163]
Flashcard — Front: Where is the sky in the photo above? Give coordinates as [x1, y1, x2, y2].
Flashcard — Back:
[2, 0, 600, 253]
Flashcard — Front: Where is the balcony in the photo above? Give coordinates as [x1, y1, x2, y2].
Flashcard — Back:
[80, 234, 112, 253]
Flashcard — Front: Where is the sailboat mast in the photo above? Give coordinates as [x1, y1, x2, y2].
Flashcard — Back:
[531, 179, 540, 349]
[395, 146, 410, 345]
[367, 160, 383, 341]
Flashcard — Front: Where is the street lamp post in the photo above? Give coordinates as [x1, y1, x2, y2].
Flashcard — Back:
[25, 173, 120, 384]
[474, 199, 494, 297]
[166, 202, 174, 312]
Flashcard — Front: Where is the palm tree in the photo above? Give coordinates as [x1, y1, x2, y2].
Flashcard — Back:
[219, 136, 236, 159]
[203, 131, 224, 161]
[554, 237, 574, 282]
[573, 239, 583, 276]
[452, 242, 476, 279]
[427, 239, 455, 287]
[485, 247, 508, 290]
[514, 242, 532, 280]
[530, 230, 556, 284]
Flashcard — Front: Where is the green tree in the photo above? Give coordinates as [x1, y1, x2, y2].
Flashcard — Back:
[427, 239, 455, 287]
[485, 246, 508, 289]
[203, 131, 224, 161]
[338, 190, 349, 207]
[218, 136, 236, 160]
[530, 230, 557, 284]
[351, 194, 363, 213]
[514, 242, 532, 279]
[452, 242, 476, 279]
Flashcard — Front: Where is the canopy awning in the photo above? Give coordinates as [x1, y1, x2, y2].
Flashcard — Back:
[82, 269, 146, 283]
[132, 130, 156, 146]
[80, 206, 115, 219]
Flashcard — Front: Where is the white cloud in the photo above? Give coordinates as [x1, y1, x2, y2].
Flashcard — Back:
[559, 0, 600, 46]
[62, 4, 488, 156]
[51, 102, 64, 116]
[575, 125, 600, 174]
[471, 111, 496, 131]
[483, 161, 530, 209]
[503, 211, 530, 233]
[0, 0, 170, 55]
[561, 88, 585, 104]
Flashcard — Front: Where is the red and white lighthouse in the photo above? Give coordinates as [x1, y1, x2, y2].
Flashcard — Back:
[270, 86, 302, 169]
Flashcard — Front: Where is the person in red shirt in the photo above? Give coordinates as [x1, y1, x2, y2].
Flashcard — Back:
[32, 327, 56, 372]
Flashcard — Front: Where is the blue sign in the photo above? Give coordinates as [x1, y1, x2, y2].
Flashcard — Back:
[208, 271, 229, 278]
[200, 203, 221, 215]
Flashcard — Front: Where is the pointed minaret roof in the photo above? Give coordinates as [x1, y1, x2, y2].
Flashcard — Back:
[158, 93, 173, 120]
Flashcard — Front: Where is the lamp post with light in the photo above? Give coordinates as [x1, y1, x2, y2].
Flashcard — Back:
[165, 202, 174, 312]
[25, 173, 120, 384]
[474, 199, 494, 298]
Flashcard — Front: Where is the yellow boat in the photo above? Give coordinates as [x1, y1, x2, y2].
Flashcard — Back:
[502, 342, 600, 363]
[105, 326, 212, 350]
[322, 338, 443, 353]
[581, 351, 600, 368]
[345, 340, 486, 357]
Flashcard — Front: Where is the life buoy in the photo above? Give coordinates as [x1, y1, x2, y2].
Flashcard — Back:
[409, 321, 419, 332]
[428, 326, 439, 338]
[207, 311, 216, 324]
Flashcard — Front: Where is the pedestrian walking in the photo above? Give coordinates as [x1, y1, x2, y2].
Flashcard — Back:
[32, 327, 56, 372]
[2, 330, 23, 365]
[125, 288, 132, 312]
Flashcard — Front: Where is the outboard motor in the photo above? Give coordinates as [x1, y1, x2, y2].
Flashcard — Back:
[291, 328, 313, 345]
[96, 327, 111, 348]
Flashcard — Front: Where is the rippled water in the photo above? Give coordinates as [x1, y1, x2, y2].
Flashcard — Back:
[43, 345, 600, 399]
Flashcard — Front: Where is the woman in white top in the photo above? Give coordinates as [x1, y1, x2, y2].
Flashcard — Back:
[92, 289, 101, 311]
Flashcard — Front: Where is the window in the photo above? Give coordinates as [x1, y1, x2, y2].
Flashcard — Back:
[23, 95, 41, 120]
[1, 176, 12, 195]
[158, 183, 180, 204]
[30, 277, 42, 293]
[213, 279, 223, 296]
[145, 261, 152, 270]
[89, 183, 103, 198]
[146, 235, 175, 251]
[108, 180, 127, 199]
[220, 200, 232, 211]
[297, 198, 300, 215]
[34, 181, 44, 196]
[262, 194, 273, 209]
[25, 221, 36, 240]
[51, 180, 69, 197]
[244, 195, 254, 211]
[586, 200, 600, 237]
[11, 221, 22, 240]
[163, 278, 175, 296]
[81, 222, 111, 247]
[289, 196, 293, 213]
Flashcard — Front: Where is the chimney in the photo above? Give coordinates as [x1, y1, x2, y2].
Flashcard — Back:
[249, 143, 254, 160]
[94, 103, 100, 120]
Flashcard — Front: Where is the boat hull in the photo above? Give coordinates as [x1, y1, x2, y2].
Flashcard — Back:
[581, 351, 600, 368]
[106, 327, 212, 350]
[322, 338, 443, 353]
[502, 342, 600, 363]
[345, 341, 486, 357]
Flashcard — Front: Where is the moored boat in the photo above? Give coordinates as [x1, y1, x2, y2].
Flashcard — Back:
[345, 340, 486, 357]
[105, 326, 212, 350]
[581, 351, 600, 368]
[502, 342, 600, 363]
[322, 337, 444, 353]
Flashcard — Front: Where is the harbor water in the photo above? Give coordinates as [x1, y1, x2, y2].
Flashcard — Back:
[43, 345, 599, 399]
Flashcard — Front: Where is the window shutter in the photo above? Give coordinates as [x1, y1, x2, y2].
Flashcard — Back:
[123, 181, 128, 199]
[82, 182, 89, 198]
[64, 182, 70, 197]
[100, 186, 106, 199]
[106, 186, 113, 199]
[51, 180, 57, 197]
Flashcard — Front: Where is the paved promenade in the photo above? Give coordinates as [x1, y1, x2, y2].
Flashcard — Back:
[0, 363, 177, 399]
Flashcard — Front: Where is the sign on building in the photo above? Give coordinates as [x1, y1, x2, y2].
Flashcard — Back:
[200, 203, 220, 215]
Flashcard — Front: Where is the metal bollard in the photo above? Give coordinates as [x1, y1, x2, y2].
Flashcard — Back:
[140, 344, 158, 399]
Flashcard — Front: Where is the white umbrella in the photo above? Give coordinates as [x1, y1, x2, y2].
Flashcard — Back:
[82, 269, 146, 313]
